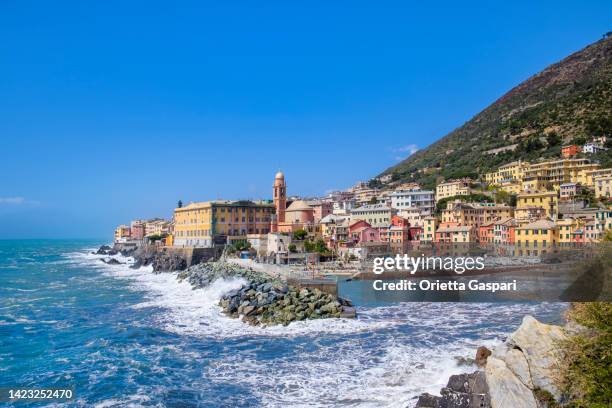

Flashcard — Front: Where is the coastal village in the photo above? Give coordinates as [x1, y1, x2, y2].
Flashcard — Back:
[113, 136, 612, 264]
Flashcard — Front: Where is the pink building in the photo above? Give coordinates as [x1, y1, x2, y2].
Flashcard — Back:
[130, 221, 146, 240]
[478, 223, 495, 244]
[310, 201, 333, 223]
[351, 226, 380, 244]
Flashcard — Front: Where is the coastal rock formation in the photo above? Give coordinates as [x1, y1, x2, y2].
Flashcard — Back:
[414, 315, 567, 408]
[415, 371, 490, 408]
[485, 357, 537, 408]
[505, 315, 566, 399]
[177, 260, 356, 326]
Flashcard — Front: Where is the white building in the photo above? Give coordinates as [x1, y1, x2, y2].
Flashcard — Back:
[583, 142, 606, 154]
[389, 188, 435, 215]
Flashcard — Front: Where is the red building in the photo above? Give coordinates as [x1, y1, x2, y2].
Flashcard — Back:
[561, 145, 580, 158]
[478, 222, 495, 244]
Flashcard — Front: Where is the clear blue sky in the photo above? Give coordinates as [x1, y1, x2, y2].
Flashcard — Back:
[0, 1, 610, 239]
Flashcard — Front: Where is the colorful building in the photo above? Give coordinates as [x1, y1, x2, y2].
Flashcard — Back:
[517, 191, 558, 219]
[478, 222, 495, 244]
[561, 145, 580, 158]
[435, 224, 475, 243]
[559, 183, 578, 201]
[421, 216, 437, 242]
[493, 217, 517, 244]
[435, 179, 472, 200]
[441, 201, 514, 228]
[350, 203, 396, 228]
[594, 175, 612, 199]
[515, 219, 558, 249]
[173, 200, 274, 247]
[114, 225, 131, 242]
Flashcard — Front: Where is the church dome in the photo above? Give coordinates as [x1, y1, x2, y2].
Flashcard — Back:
[286, 200, 311, 212]
[275, 171, 285, 180]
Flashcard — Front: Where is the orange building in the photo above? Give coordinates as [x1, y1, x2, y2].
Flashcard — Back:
[561, 145, 580, 158]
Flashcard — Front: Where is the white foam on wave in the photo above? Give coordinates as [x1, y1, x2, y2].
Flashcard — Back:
[64, 249, 396, 338]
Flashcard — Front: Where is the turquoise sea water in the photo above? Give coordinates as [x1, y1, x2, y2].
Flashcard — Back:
[0, 240, 566, 407]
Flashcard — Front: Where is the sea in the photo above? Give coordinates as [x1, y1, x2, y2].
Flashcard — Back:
[0, 240, 567, 407]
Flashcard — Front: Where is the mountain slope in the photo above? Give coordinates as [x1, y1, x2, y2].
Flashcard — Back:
[381, 35, 612, 189]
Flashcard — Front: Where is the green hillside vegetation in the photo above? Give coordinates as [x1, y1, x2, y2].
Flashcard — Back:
[381, 35, 612, 189]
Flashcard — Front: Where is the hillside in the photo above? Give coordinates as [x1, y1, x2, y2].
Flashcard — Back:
[381, 35, 612, 189]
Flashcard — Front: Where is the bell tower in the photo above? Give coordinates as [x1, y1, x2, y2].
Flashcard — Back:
[273, 171, 286, 224]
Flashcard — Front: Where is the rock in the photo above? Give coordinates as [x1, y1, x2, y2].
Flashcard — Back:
[415, 393, 441, 408]
[416, 371, 490, 408]
[503, 348, 533, 389]
[475, 346, 491, 367]
[95, 245, 111, 255]
[340, 306, 356, 318]
[454, 356, 475, 367]
[485, 357, 537, 408]
[101, 258, 123, 265]
[242, 305, 256, 316]
[506, 315, 566, 399]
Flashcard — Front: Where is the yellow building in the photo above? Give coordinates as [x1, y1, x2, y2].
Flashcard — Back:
[515, 219, 558, 249]
[485, 160, 528, 184]
[435, 179, 472, 200]
[522, 158, 600, 190]
[486, 158, 603, 191]
[436, 225, 475, 243]
[441, 201, 514, 227]
[594, 175, 612, 199]
[114, 224, 131, 242]
[517, 191, 558, 219]
[422, 216, 438, 242]
[556, 218, 585, 245]
[173, 200, 274, 247]
[496, 180, 522, 194]
[350, 203, 395, 227]
[145, 219, 171, 237]
[585, 168, 612, 187]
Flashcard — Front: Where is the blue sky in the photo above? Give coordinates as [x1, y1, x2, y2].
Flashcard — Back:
[0, 1, 610, 238]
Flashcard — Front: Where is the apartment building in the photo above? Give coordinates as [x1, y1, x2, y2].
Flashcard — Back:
[440, 201, 514, 228]
[350, 203, 396, 228]
[517, 191, 558, 219]
[435, 179, 472, 200]
[173, 200, 274, 247]
[388, 188, 435, 215]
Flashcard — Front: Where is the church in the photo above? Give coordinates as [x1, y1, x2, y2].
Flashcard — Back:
[270, 171, 317, 233]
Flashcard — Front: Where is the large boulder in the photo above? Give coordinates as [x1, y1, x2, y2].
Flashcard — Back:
[415, 371, 490, 408]
[475, 346, 491, 367]
[485, 357, 537, 408]
[506, 315, 566, 399]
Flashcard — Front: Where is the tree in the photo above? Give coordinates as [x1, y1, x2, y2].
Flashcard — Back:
[368, 196, 378, 204]
[228, 240, 250, 253]
[570, 136, 587, 146]
[288, 244, 297, 253]
[304, 239, 329, 255]
[177, 200, 183, 208]
[546, 131, 561, 147]
[292, 229, 307, 240]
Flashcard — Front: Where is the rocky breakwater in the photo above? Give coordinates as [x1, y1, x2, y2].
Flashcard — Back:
[94, 245, 187, 272]
[415, 315, 567, 408]
[178, 261, 357, 326]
